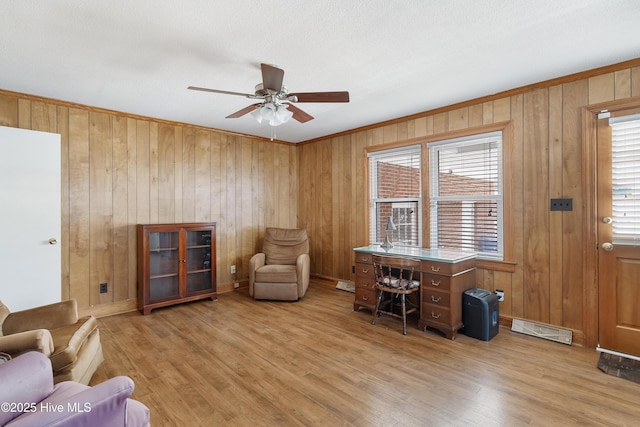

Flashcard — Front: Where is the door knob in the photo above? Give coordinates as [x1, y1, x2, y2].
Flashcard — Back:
[48, 238, 58, 245]
[602, 217, 613, 224]
[601, 242, 614, 252]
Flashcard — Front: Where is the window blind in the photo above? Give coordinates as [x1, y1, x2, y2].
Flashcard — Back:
[368, 145, 421, 247]
[610, 114, 640, 245]
[429, 132, 503, 257]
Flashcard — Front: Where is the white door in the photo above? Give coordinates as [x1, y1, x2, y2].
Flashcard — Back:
[0, 126, 61, 311]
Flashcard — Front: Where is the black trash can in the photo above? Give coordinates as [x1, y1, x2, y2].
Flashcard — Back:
[462, 288, 499, 341]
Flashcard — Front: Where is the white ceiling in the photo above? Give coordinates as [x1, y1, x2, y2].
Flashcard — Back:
[2, 1, 640, 143]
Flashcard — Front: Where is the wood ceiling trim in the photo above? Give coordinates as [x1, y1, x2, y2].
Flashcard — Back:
[299, 57, 640, 146]
[0, 88, 296, 146]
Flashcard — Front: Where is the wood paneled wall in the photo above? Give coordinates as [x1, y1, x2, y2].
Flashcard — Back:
[0, 93, 298, 316]
[2, 59, 639, 333]
[297, 61, 640, 344]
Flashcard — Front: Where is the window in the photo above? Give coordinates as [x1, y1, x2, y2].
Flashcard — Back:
[610, 114, 640, 245]
[369, 145, 421, 247]
[429, 131, 503, 258]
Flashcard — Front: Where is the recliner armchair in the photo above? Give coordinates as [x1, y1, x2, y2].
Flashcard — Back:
[0, 299, 103, 385]
[249, 228, 310, 301]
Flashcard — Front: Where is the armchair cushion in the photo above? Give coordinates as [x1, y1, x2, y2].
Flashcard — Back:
[263, 228, 309, 265]
[254, 264, 298, 283]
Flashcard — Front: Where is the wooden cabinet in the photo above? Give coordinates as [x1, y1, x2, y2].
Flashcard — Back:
[418, 258, 476, 340]
[137, 223, 217, 315]
[353, 246, 476, 340]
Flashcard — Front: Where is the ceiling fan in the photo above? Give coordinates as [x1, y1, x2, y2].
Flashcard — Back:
[188, 63, 349, 126]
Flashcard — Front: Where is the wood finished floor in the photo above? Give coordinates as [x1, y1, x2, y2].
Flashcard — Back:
[91, 282, 640, 426]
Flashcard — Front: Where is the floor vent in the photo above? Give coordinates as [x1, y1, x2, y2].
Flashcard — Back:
[511, 318, 572, 345]
[336, 280, 355, 293]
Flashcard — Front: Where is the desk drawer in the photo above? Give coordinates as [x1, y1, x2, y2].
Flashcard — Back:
[422, 260, 453, 275]
[355, 288, 377, 306]
[422, 273, 451, 292]
[355, 262, 375, 279]
[422, 258, 475, 275]
[422, 288, 450, 307]
[355, 252, 373, 264]
[355, 276, 376, 290]
[421, 304, 451, 325]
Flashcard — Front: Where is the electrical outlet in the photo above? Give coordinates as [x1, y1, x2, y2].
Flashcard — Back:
[234, 282, 240, 289]
[230, 265, 236, 274]
[99, 283, 108, 294]
[495, 289, 504, 302]
[550, 198, 572, 211]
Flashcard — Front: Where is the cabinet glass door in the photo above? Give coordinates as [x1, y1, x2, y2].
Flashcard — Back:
[148, 231, 180, 300]
[185, 230, 213, 294]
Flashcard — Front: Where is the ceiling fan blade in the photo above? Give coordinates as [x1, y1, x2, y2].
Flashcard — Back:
[289, 91, 350, 103]
[188, 86, 253, 97]
[226, 103, 261, 119]
[285, 103, 314, 123]
[261, 63, 284, 92]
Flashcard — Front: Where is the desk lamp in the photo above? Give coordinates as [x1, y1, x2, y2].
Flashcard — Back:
[380, 216, 397, 250]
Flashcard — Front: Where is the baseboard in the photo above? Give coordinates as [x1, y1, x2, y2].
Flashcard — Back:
[220, 279, 249, 293]
[84, 280, 248, 318]
[310, 274, 339, 288]
[80, 299, 138, 318]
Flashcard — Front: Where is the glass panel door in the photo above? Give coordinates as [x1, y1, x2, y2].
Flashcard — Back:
[185, 230, 213, 294]
[149, 231, 180, 301]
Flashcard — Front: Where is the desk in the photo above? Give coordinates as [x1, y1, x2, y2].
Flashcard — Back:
[353, 245, 476, 340]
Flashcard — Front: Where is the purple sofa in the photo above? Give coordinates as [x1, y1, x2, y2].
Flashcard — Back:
[0, 352, 149, 426]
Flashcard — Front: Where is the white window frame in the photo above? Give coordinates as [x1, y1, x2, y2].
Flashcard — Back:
[428, 131, 504, 259]
[368, 145, 422, 247]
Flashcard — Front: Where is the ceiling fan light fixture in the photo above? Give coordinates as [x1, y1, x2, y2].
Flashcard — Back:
[275, 104, 293, 125]
[251, 102, 293, 126]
